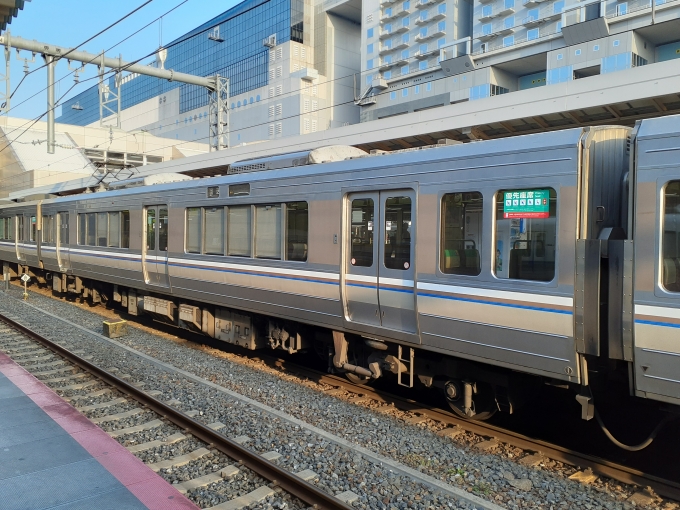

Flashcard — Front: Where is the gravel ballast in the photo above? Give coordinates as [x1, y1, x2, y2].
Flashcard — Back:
[0, 286, 670, 510]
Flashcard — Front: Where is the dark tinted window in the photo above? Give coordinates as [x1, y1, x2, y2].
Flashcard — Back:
[384, 196, 411, 271]
[662, 181, 680, 292]
[286, 202, 308, 261]
[350, 198, 374, 267]
[441, 192, 482, 276]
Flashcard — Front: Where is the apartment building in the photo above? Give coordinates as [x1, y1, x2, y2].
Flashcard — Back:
[359, 0, 680, 121]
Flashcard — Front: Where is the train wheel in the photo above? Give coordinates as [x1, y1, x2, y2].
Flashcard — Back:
[344, 343, 372, 385]
[444, 380, 497, 421]
[345, 371, 372, 385]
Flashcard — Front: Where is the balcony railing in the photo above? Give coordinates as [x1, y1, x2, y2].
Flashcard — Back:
[415, 26, 446, 41]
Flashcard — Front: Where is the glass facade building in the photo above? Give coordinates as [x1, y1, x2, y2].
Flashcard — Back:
[58, 0, 304, 126]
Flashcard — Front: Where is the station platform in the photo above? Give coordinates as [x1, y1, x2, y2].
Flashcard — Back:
[0, 350, 199, 510]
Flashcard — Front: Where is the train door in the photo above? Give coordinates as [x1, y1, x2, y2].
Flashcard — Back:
[344, 191, 417, 333]
[56, 212, 70, 271]
[378, 191, 417, 333]
[345, 193, 381, 327]
[143, 205, 170, 287]
[15, 215, 25, 262]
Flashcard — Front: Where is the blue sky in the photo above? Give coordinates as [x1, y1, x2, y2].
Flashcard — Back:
[5, 0, 239, 120]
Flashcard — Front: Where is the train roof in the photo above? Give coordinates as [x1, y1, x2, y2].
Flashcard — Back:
[636, 113, 680, 140]
[1, 127, 597, 209]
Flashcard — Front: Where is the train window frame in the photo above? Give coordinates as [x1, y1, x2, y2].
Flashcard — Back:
[185, 207, 202, 254]
[660, 180, 680, 293]
[0, 217, 13, 241]
[285, 201, 308, 262]
[203, 206, 225, 256]
[109, 212, 120, 248]
[17, 216, 24, 242]
[29, 216, 37, 243]
[227, 205, 252, 257]
[254, 204, 282, 260]
[493, 187, 557, 283]
[440, 192, 483, 276]
[121, 211, 130, 249]
[78, 214, 86, 245]
[41, 215, 55, 244]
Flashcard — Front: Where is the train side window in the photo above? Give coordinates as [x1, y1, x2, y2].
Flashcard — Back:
[441, 192, 483, 276]
[42, 215, 54, 244]
[286, 201, 308, 262]
[384, 196, 411, 271]
[121, 211, 130, 249]
[255, 204, 282, 259]
[204, 207, 225, 255]
[0, 218, 10, 241]
[350, 198, 374, 267]
[86, 213, 96, 246]
[17, 216, 24, 242]
[30, 216, 37, 242]
[186, 208, 201, 254]
[662, 180, 680, 292]
[97, 212, 108, 247]
[109, 212, 120, 248]
[78, 214, 86, 245]
[494, 188, 557, 282]
[228, 206, 252, 257]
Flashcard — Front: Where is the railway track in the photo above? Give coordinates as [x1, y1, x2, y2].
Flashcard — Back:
[260, 356, 680, 504]
[0, 311, 354, 510]
[2, 284, 678, 509]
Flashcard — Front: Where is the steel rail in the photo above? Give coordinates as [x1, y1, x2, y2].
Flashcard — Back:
[0, 313, 352, 510]
[262, 357, 680, 502]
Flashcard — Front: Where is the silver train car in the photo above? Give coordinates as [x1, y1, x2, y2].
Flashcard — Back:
[1, 114, 679, 431]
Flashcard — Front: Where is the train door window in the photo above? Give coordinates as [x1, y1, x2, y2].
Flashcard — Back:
[441, 192, 483, 275]
[158, 208, 169, 251]
[121, 211, 130, 249]
[255, 204, 282, 259]
[146, 209, 156, 250]
[204, 207, 225, 255]
[494, 188, 557, 282]
[17, 216, 24, 242]
[286, 201, 308, 261]
[228, 206, 252, 257]
[86, 213, 96, 246]
[109, 212, 120, 248]
[30, 216, 37, 242]
[186, 208, 201, 254]
[384, 196, 411, 270]
[97, 212, 108, 247]
[42, 215, 54, 244]
[662, 180, 680, 292]
[78, 214, 86, 245]
[350, 198, 374, 267]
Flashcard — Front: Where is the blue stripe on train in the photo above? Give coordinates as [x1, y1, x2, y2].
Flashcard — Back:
[418, 291, 572, 315]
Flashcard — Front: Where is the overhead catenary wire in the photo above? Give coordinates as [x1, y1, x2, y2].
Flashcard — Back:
[0, 0, 193, 164]
[0, 66, 447, 196]
[4, 0, 156, 105]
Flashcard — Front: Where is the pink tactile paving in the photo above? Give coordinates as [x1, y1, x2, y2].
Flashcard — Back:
[0, 350, 200, 510]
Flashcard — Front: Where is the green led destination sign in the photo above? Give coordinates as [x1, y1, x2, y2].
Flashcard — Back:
[503, 189, 550, 219]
